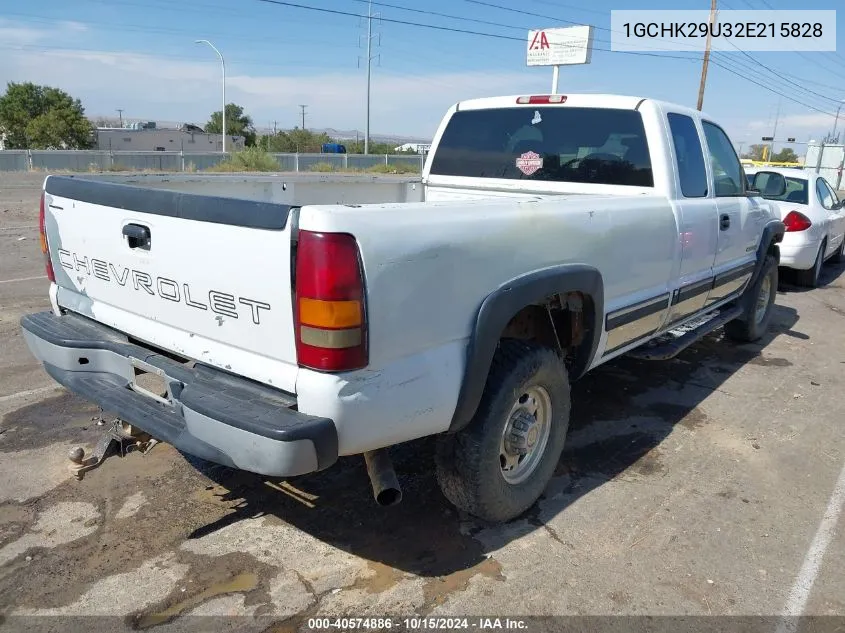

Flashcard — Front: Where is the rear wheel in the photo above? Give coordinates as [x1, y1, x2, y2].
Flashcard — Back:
[725, 255, 777, 343]
[435, 340, 570, 523]
[795, 241, 825, 288]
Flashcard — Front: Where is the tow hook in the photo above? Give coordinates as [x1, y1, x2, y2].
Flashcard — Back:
[67, 419, 160, 481]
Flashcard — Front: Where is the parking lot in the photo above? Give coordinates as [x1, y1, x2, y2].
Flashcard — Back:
[1, 171, 844, 629]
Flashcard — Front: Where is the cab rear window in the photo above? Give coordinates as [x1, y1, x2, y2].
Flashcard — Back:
[428, 106, 653, 187]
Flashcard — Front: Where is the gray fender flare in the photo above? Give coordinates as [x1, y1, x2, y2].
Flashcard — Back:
[741, 219, 785, 311]
[448, 264, 604, 433]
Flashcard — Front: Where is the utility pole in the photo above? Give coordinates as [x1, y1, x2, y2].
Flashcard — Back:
[832, 100, 844, 144]
[298, 105, 307, 131]
[359, 0, 380, 154]
[696, 0, 717, 111]
[116, 109, 124, 127]
[771, 99, 781, 159]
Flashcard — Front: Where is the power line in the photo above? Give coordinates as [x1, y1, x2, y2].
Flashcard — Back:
[3, 10, 359, 50]
[709, 56, 835, 117]
[721, 0, 845, 82]
[525, 0, 607, 17]
[252, 0, 704, 61]
[252, 0, 839, 116]
[711, 48, 843, 106]
[345, 0, 529, 34]
[10, 0, 838, 121]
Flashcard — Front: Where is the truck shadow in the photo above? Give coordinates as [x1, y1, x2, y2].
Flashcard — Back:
[779, 259, 845, 292]
[187, 303, 800, 578]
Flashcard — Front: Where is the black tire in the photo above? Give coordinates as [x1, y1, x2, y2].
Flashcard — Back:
[435, 340, 570, 523]
[725, 254, 778, 343]
[831, 238, 845, 264]
[795, 241, 825, 288]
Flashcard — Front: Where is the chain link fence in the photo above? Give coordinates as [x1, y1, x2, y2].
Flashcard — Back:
[0, 150, 425, 174]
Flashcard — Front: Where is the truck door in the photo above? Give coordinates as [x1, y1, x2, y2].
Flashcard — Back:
[701, 121, 763, 306]
[662, 112, 719, 328]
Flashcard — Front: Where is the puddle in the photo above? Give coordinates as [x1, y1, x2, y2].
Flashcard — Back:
[351, 561, 406, 594]
[421, 557, 504, 613]
[135, 571, 258, 628]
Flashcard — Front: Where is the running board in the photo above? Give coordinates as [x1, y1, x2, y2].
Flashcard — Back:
[627, 306, 744, 361]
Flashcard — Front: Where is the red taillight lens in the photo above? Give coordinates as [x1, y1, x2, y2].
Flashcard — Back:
[516, 95, 567, 104]
[294, 230, 367, 371]
[783, 210, 812, 232]
[39, 192, 55, 282]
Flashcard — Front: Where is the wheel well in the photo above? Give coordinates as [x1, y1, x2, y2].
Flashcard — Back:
[767, 240, 781, 264]
[499, 291, 596, 379]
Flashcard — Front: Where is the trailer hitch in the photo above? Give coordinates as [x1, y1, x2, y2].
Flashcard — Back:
[67, 419, 159, 481]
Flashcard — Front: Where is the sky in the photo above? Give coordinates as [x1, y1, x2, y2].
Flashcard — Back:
[0, 0, 843, 149]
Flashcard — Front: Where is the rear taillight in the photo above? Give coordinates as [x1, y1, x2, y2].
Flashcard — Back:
[516, 95, 567, 104]
[294, 230, 367, 371]
[783, 210, 812, 232]
[39, 192, 55, 282]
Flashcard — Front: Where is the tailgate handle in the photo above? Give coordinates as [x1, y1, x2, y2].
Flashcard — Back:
[123, 224, 151, 250]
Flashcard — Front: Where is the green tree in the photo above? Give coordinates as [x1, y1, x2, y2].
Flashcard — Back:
[206, 103, 257, 146]
[742, 144, 767, 161]
[0, 82, 93, 149]
[258, 128, 333, 153]
[771, 148, 798, 163]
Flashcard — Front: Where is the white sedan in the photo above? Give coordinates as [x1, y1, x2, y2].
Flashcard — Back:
[747, 167, 845, 287]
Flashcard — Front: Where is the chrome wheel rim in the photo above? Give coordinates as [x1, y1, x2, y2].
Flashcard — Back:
[500, 385, 552, 485]
[755, 274, 771, 325]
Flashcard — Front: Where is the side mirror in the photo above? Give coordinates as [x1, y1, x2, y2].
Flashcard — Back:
[751, 171, 787, 197]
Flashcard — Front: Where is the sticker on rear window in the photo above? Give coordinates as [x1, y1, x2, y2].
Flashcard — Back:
[516, 151, 543, 176]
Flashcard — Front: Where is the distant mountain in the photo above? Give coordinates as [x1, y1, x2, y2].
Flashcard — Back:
[315, 128, 431, 144]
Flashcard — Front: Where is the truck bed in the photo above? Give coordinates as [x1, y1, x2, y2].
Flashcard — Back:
[48, 172, 425, 206]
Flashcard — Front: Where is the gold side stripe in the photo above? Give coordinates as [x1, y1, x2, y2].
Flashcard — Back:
[300, 326, 361, 349]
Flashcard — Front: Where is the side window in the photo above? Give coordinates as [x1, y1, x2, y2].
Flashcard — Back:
[702, 121, 744, 197]
[816, 179, 836, 210]
[822, 179, 841, 209]
[667, 113, 707, 198]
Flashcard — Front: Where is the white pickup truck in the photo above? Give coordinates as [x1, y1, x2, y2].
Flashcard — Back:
[22, 93, 785, 522]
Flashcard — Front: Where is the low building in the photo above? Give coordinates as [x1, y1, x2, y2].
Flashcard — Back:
[95, 127, 245, 152]
[393, 142, 432, 154]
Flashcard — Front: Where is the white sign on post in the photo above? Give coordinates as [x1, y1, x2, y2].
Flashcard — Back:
[526, 25, 594, 94]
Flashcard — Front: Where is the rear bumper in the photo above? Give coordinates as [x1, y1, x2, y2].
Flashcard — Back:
[20, 311, 338, 477]
[779, 237, 822, 271]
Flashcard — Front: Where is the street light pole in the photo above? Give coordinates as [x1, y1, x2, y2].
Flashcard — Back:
[195, 39, 226, 153]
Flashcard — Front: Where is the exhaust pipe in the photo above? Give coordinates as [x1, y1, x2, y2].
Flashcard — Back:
[363, 449, 402, 507]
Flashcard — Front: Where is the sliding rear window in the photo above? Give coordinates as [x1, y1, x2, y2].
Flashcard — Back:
[429, 106, 653, 187]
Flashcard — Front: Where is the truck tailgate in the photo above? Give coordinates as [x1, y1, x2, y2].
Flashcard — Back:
[43, 176, 299, 393]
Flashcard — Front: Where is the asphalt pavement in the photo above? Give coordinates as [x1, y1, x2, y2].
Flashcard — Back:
[0, 171, 843, 632]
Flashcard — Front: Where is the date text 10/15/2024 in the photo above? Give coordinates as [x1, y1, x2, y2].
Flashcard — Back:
[306, 617, 528, 630]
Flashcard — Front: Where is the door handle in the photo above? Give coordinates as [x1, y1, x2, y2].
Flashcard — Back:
[122, 223, 151, 250]
[720, 214, 731, 231]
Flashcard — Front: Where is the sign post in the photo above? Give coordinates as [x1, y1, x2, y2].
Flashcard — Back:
[527, 25, 594, 94]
